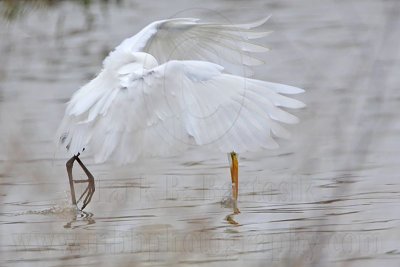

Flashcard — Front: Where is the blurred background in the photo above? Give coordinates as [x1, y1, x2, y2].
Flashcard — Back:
[1, 0, 400, 266]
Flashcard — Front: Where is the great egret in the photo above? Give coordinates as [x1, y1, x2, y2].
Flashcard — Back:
[57, 17, 305, 213]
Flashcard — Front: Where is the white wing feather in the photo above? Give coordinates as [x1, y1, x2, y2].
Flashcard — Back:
[103, 17, 271, 75]
[58, 60, 304, 164]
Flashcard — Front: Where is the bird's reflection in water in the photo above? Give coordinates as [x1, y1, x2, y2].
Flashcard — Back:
[64, 210, 95, 229]
[221, 196, 240, 225]
[225, 213, 239, 225]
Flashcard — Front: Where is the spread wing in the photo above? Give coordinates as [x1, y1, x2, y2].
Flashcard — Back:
[104, 17, 271, 75]
[58, 60, 305, 164]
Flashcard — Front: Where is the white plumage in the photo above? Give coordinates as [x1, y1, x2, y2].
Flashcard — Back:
[57, 17, 305, 164]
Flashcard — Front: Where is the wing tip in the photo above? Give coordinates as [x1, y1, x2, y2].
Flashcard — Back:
[241, 15, 272, 29]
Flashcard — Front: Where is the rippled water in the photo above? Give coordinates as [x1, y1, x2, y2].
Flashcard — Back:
[1, 0, 400, 266]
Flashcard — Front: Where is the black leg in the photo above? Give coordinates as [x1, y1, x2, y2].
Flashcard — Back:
[66, 155, 77, 205]
[65, 153, 95, 210]
[75, 156, 95, 210]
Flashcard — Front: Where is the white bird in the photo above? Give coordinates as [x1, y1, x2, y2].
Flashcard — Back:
[57, 17, 305, 213]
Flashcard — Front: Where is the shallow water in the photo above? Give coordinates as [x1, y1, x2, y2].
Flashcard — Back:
[1, 0, 400, 266]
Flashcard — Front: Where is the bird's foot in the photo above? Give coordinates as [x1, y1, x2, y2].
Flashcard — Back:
[232, 198, 240, 214]
[66, 153, 96, 211]
[75, 176, 95, 211]
[221, 196, 240, 214]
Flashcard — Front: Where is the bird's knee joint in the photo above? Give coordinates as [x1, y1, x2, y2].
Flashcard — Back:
[66, 159, 74, 169]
